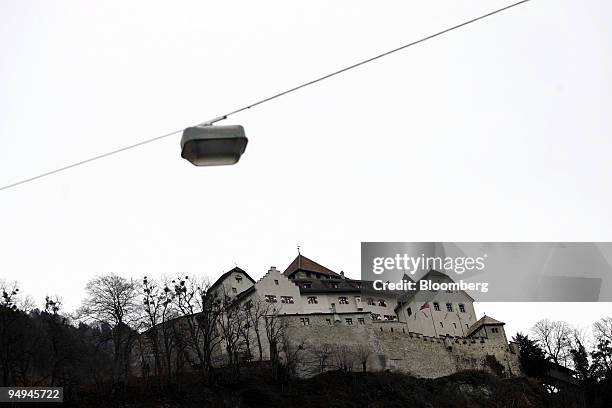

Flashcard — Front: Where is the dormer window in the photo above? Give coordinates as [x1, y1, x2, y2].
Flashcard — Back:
[338, 296, 349, 304]
[378, 299, 387, 307]
[329, 282, 339, 289]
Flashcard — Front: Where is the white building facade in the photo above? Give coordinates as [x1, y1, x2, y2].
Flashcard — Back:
[211, 254, 502, 342]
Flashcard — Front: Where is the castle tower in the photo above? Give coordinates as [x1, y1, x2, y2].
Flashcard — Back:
[466, 315, 508, 344]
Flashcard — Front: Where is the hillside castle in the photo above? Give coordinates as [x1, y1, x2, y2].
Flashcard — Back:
[202, 253, 522, 378]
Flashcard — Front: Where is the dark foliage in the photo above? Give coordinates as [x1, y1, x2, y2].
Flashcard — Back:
[513, 332, 548, 378]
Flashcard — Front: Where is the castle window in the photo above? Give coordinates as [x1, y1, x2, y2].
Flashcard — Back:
[302, 282, 312, 289]
[338, 296, 349, 304]
[281, 296, 294, 304]
[274, 280, 279, 285]
[326, 318, 332, 325]
[439, 322, 444, 328]
[433, 302, 440, 311]
[367, 298, 375, 305]
[372, 313, 381, 321]
[407, 307, 412, 317]
[384, 315, 396, 321]
[265, 295, 277, 303]
[453, 323, 457, 329]
[235, 275, 242, 282]
[491, 327, 499, 333]
[232, 287, 237, 294]
[358, 318, 365, 325]
[378, 299, 387, 307]
[459, 304, 466, 313]
[307, 296, 318, 304]
[345, 318, 353, 325]
[300, 318, 310, 326]
[446, 303, 453, 312]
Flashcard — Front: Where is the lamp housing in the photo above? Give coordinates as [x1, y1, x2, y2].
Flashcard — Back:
[180, 125, 248, 166]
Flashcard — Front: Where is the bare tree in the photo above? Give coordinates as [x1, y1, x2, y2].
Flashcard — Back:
[244, 297, 273, 361]
[279, 333, 305, 379]
[310, 343, 333, 373]
[141, 276, 163, 381]
[78, 274, 141, 385]
[43, 296, 69, 386]
[0, 281, 23, 386]
[532, 319, 574, 367]
[593, 317, 612, 344]
[216, 287, 244, 374]
[140, 276, 178, 385]
[172, 276, 222, 383]
[263, 303, 285, 362]
[237, 306, 253, 362]
[332, 345, 357, 372]
[355, 344, 371, 372]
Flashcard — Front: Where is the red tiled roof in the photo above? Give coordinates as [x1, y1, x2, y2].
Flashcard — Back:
[283, 254, 342, 278]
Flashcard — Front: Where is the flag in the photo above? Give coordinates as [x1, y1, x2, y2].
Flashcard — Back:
[420, 302, 430, 310]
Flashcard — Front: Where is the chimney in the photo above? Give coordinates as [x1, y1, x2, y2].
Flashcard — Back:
[269, 266, 279, 273]
[340, 270, 345, 279]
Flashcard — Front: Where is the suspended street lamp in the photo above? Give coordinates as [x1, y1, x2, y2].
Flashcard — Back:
[0, 2, 530, 190]
[180, 124, 248, 166]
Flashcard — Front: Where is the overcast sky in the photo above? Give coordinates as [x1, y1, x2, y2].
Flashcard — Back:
[0, 1, 610, 337]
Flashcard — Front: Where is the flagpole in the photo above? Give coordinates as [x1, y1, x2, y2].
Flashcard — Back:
[430, 309, 438, 337]
[457, 312, 465, 337]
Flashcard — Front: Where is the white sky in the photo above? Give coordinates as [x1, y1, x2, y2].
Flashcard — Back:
[0, 1, 610, 336]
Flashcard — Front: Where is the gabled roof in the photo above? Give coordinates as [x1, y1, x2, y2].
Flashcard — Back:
[466, 315, 505, 337]
[283, 254, 342, 279]
[209, 266, 255, 292]
[419, 269, 450, 280]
